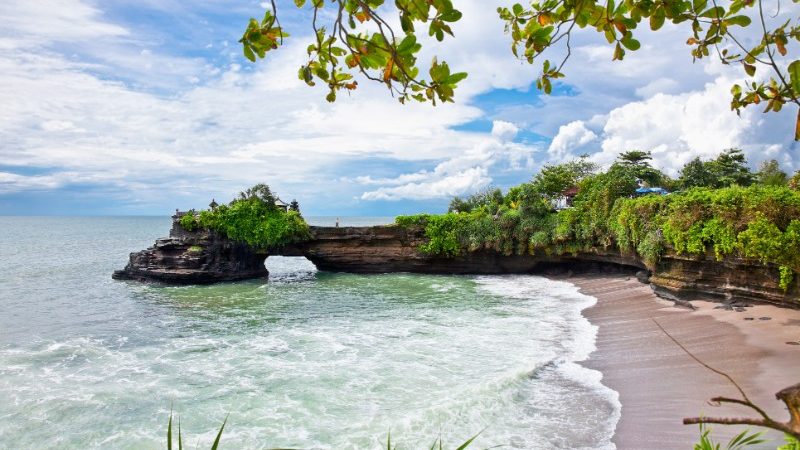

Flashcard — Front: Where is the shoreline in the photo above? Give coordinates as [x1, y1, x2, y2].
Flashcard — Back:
[567, 274, 800, 449]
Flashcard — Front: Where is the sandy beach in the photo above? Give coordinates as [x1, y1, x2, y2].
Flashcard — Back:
[571, 275, 800, 450]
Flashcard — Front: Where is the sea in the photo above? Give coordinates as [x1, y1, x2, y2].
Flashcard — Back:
[0, 216, 620, 449]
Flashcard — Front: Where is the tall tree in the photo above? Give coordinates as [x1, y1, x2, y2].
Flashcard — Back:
[531, 156, 598, 198]
[616, 150, 663, 186]
[756, 159, 788, 186]
[679, 157, 716, 189]
[708, 148, 754, 187]
[243, 0, 800, 139]
[238, 183, 278, 209]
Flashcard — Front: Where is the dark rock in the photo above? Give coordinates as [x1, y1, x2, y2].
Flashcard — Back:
[635, 270, 650, 284]
[112, 216, 268, 284]
[734, 307, 746, 312]
[745, 317, 755, 320]
[759, 316, 772, 320]
[786, 341, 800, 345]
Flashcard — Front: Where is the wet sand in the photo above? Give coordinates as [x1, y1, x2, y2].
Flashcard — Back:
[570, 275, 800, 449]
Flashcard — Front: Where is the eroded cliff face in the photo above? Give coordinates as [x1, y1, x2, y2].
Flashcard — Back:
[302, 226, 799, 307]
[112, 219, 268, 284]
[650, 252, 800, 307]
[114, 219, 800, 308]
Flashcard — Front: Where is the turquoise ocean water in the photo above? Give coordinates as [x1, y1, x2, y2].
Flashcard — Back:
[0, 216, 619, 449]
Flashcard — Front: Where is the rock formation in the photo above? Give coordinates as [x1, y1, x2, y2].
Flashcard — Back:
[112, 218, 268, 284]
[114, 216, 800, 308]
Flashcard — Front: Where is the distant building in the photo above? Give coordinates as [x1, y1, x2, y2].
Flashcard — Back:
[553, 186, 580, 210]
[274, 197, 289, 212]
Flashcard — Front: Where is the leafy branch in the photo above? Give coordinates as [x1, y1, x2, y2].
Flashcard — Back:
[498, 0, 800, 139]
[240, 0, 467, 105]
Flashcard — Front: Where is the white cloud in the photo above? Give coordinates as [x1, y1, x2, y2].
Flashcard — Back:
[491, 120, 519, 142]
[0, 0, 128, 43]
[360, 167, 491, 201]
[547, 121, 597, 161]
[0, 0, 797, 214]
[547, 73, 799, 175]
[358, 122, 539, 201]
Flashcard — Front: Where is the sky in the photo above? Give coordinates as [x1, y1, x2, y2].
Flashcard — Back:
[0, 0, 797, 216]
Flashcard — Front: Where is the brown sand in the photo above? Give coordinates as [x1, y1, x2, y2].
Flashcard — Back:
[569, 274, 800, 450]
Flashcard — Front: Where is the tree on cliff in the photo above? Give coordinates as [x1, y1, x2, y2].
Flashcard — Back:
[616, 150, 664, 186]
[756, 159, 789, 186]
[238, 183, 277, 210]
[241, 0, 800, 139]
[678, 148, 755, 188]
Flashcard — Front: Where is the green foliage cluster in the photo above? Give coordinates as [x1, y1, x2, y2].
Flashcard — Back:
[613, 185, 800, 290]
[179, 185, 311, 249]
[396, 151, 800, 292]
[165, 411, 478, 450]
[693, 423, 765, 450]
[241, 0, 467, 105]
[679, 149, 756, 189]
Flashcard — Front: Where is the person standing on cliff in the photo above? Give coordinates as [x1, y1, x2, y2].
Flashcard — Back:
[335, 217, 339, 228]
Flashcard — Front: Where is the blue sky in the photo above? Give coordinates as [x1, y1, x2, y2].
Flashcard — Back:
[0, 0, 797, 216]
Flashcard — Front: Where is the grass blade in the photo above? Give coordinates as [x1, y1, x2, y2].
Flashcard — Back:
[167, 411, 173, 450]
[455, 431, 481, 450]
[177, 418, 182, 450]
[210, 414, 228, 450]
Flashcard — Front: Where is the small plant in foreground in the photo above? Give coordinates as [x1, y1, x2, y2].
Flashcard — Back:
[167, 413, 480, 449]
[694, 423, 765, 450]
[167, 411, 226, 450]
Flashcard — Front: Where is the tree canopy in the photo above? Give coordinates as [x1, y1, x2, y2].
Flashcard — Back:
[242, 0, 800, 138]
[678, 148, 755, 188]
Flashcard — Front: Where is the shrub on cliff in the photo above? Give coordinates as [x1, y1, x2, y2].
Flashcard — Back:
[396, 157, 800, 291]
[180, 185, 310, 249]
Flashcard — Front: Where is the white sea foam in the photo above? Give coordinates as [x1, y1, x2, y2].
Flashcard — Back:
[0, 228, 622, 450]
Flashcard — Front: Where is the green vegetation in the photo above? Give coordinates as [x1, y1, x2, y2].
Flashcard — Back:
[396, 150, 800, 291]
[693, 424, 800, 450]
[179, 183, 311, 249]
[693, 424, 765, 450]
[165, 412, 479, 449]
[243, 0, 800, 138]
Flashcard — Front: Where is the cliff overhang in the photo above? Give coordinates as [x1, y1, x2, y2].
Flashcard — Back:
[113, 218, 800, 308]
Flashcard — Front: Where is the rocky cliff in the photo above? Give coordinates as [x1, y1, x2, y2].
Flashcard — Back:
[112, 218, 268, 284]
[114, 218, 799, 308]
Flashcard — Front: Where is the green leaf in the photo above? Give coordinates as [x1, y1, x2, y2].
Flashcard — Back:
[440, 9, 462, 22]
[621, 36, 641, 50]
[243, 45, 256, 62]
[396, 34, 418, 54]
[788, 60, 800, 93]
[294, 0, 306, 6]
[725, 15, 751, 26]
[650, 7, 665, 30]
[700, 6, 725, 18]
[444, 72, 468, 84]
[613, 42, 625, 60]
[692, 0, 708, 13]
[512, 3, 524, 15]
[743, 62, 756, 76]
